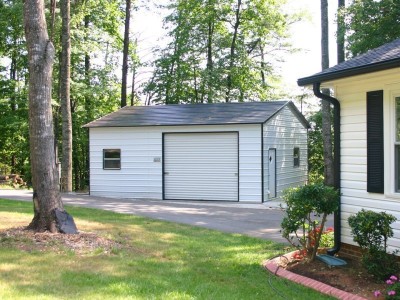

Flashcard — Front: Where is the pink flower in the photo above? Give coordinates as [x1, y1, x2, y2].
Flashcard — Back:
[388, 290, 396, 296]
[374, 290, 381, 297]
[387, 280, 394, 285]
[390, 275, 398, 281]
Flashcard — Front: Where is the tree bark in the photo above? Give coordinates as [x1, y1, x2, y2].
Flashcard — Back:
[60, 0, 73, 192]
[321, 0, 334, 186]
[24, 0, 64, 232]
[121, 0, 131, 108]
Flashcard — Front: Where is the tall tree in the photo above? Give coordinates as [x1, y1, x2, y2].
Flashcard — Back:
[23, 0, 68, 231]
[121, 0, 131, 107]
[145, 0, 293, 104]
[320, 0, 334, 186]
[337, 0, 345, 63]
[60, 0, 73, 192]
[225, 0, 242, 102]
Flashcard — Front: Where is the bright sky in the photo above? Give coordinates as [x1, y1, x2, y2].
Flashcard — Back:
[131, 0, 340, 101]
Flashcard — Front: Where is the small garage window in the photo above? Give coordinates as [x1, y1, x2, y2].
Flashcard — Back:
[293, 147, 300, 167]
[103, 149, 121, 170]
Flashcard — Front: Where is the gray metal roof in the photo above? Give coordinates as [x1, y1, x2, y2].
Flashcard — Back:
[298, 38, 400, 86]
[84, 101, 309, 128]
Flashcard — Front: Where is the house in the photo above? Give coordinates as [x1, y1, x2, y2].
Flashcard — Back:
[84, 101, 309, 202]
[298, 38, 400, 254]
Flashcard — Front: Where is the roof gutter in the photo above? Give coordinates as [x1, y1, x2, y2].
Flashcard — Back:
[312, 82, 341, 256]
[298, 58, 400, 86]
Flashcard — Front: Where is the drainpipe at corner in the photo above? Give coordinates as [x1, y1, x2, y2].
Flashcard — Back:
[313, 82, 341, 256]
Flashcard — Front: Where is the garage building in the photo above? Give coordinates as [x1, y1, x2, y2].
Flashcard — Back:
[84, 101, 309, 202]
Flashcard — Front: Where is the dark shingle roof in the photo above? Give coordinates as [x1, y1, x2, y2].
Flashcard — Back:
[298, 38, 400, 86]
[84, 101, 309, 128]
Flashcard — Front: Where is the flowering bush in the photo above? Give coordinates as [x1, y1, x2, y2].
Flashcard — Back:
[310, 226, 334, 248]
[375, 275, 400, 299]
[281, 183, 339, 262]
[290, 227, 334, 262]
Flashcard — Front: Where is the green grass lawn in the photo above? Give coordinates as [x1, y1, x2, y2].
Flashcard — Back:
[0, 199, 333, 300]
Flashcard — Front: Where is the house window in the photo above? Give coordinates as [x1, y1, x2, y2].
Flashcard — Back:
[396, 97, 400, 192]
[293, 147, 300, 167]
[103, 149, 121, 170]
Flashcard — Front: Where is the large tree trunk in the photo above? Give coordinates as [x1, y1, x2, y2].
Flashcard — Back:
[60, 0, 73, 192]
[24, 0, 66, 232]
[121, 0, 131, 108]
[320, 0, 334, 186]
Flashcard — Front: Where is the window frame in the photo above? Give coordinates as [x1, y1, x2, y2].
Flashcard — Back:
[395, 97, 400, 192]
[103, 149, 121, 170]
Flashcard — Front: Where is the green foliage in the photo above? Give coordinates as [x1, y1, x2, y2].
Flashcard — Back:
[281, 183, 339, 261]
[319, 228, 334, 248]
[348, 209, 396, 251]
[342, 0, 400, 56]
[361, 248, 399, 281]
[0, 0, 123, 189]
[307, 110, 324, 183]
[144, 0, 298, 104]
[348, 209, 399, 279]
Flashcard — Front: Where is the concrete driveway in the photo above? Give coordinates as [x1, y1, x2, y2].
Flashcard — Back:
[0, 189, 288, 243]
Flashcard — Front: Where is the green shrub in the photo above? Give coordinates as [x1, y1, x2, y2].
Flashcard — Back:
[281, 183, 339, 262]
[348, 209, 399, 280]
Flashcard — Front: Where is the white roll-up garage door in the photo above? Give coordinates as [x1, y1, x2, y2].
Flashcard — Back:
[163, 132, 239, 201]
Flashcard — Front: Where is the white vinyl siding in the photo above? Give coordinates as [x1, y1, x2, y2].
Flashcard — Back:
[163, 132, 238, 201]
[263, 106, 308, 201]
[326, 67, 400, 253]
[89, 124, 262, 202]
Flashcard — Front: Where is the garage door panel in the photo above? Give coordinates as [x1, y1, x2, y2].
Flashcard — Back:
[164, 132, 239, 201]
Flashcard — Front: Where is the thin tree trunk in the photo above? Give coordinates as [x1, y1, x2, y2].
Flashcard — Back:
[130, 38, 137, 106]
[321, 0, 334, 186]
[60, 0, 73, 192]
[24, 0, 63, 232]
[260, 43, 266, 86]
[337, 0, 345, 64]
[121, 0, 131, 108]
[10, 38, 17, 172]
[83, 16, 91, 192]
[206, 8, 214, 103]
[225, 0, 242, 103]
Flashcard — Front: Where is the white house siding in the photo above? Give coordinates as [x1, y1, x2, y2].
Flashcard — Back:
[263, 106, 308, 201]
[89, 124, 262, 202]
[326, 68, 400, 252]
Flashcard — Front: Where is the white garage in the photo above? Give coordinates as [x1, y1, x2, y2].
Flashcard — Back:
[84, 101, 309, 203]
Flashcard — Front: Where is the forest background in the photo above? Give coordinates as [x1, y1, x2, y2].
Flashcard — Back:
[1, 0, 398, 191]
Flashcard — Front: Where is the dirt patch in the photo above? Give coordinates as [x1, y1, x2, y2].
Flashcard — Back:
[0, 227, 122, 255]
[283, 253, 387, 299]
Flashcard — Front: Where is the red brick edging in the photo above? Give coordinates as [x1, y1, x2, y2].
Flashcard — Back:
[263, 255, 367, 300]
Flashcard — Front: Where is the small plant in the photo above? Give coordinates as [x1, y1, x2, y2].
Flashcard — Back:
[348, 209, 399, 279]
[374, 275, 400, 299]
[281, 183, 339, 262]
[315, 226, 334, 248]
